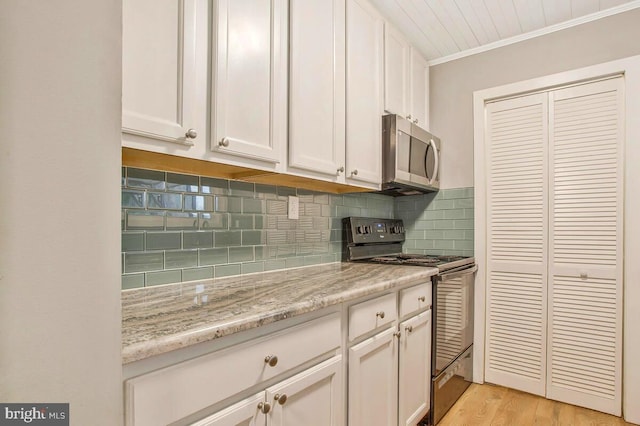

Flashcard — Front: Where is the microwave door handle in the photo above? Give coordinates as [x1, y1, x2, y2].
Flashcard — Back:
[428, 138, 439, 185]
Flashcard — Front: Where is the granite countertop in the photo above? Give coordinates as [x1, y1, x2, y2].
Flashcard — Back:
[122, 262, 437, 364]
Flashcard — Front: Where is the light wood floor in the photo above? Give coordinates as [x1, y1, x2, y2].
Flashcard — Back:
[438, 383, 637, 426]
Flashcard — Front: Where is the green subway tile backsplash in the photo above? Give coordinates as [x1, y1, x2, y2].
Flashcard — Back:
[121, 167, 472, 289]
[121, 167, 396, 288]
[396, 187, 474, 257]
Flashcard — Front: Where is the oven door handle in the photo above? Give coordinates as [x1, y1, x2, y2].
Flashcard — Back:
[437, 264, 477, 280]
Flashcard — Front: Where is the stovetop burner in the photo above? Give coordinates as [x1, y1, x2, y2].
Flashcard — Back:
[368, 254, 466, 267]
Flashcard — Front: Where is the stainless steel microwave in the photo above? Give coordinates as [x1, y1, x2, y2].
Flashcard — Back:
[381, 114, 441, 196]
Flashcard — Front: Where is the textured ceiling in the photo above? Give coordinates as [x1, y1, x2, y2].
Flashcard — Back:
[369, 0, 640, 64]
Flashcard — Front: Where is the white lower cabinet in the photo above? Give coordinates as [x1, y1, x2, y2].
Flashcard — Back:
[398, 310, 431, 426]
[347, 283, 432, 426]
[191, 393, 263, 426]
[125, 281, 434, 426]
[193, 356, 342, 426]
[266, 356, 342, 426]
[348, 327, 398, 426]
[125, 313, 341, 426]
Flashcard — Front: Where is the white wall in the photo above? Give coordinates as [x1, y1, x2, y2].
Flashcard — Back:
[430, 8, 640, 189]
[0, 1, 122, 425]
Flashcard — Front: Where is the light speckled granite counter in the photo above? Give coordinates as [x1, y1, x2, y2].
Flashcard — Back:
[122, 262, 437, 364]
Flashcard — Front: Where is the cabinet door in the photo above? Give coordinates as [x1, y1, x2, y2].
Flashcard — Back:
[266, 356, 343, 426]
[345, 0, 383, 188]
[409, 47, 429, 128]
[122, 0, 207, 145]
[212, 0, 287, 166]
[398, 310, 431, 426]
[288, 0, 346, 180]
[348, 327, 398, 426]
[383, 23, 409, 118]
[190, 393, 263, 426]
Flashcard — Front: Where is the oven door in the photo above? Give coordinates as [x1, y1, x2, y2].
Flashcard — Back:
[432, 265, 476, 376]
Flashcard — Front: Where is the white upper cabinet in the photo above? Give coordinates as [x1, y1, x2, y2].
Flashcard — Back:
[211, 0, 287, 168]
[383, 24, 410, 119]
[122, 0, 207, 146]
[409, 47, 429, 128]
[384, 24, 430, 128]
[288, 0, 346, 182]
[345, 0, 384, 188]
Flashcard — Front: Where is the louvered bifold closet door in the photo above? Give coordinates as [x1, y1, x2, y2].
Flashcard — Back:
[547, 77, 623, 416]
[485, 93, 549, 396]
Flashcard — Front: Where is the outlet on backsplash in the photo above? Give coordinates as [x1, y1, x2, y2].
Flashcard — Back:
[288, 196, 299, 220]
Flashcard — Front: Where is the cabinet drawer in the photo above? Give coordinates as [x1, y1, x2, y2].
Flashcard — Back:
[125, 313, 341, 426]
[349, 293, 397, 341]
[399, 282, 432, 318]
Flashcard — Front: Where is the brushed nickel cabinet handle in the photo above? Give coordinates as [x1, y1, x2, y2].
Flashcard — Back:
[274, 394, 288, 405]
[405, 325, 413, 333]
[394, 331, 401, 338]
[185, 128, 198, 139]
[337, 166, 345, 174]
[418, 296, 426, 302]
[264, 355, 278, 367]
[376, 311, 385, 319]
[218, 137, 230, 147]
[258, 402, 271, 414]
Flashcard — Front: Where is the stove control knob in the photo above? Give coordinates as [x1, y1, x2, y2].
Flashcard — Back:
[390, 224, 404, 234]
[356, 225, 363, 234]
[365, 226, 372, 234]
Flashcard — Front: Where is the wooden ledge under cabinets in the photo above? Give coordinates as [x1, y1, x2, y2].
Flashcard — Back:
[122, 147, 372, 194]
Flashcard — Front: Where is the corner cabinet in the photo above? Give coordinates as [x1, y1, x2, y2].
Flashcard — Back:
[122, 0, 207, 147]
[210, 0, 287, 169]
[288, 0, 346, 182]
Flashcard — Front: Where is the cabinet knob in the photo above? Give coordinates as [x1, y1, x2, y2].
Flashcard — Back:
[376, 311, 385, 319]
[337, 166, 345, 174]
[394, 331, 401, 338]
[258, 402, 271, 414]
[405, 325, 413, 333]
[218, 137, 230, 147]
[406, 115, 412, 120]
[580, 272, 588, 279]
[274, 393, 288, 405]
[418, 296, 426, 302]
[185, 128, 198, 139]
[264, 355, 278, 367]
[351, 169, 358, 176]
[413, 119, 419, 124]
